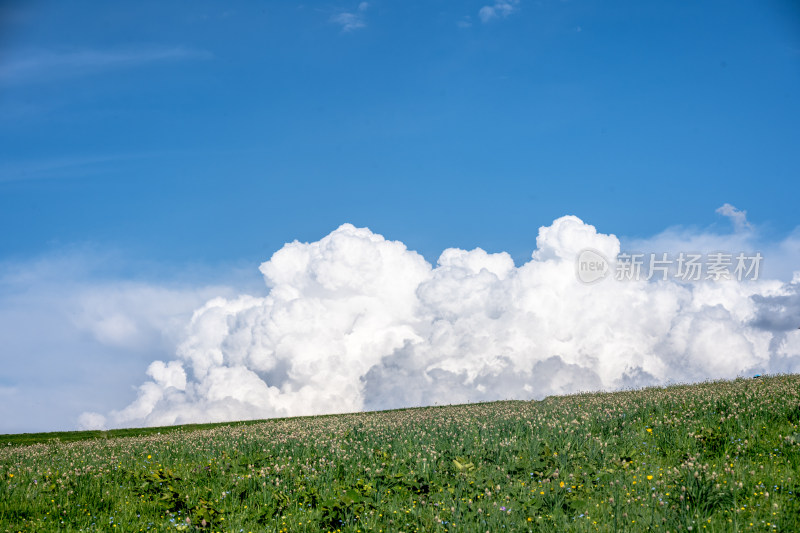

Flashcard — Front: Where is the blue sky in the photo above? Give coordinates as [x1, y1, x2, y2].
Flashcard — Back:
[2, 1, 798, 265]
[1, 1, 799, 433]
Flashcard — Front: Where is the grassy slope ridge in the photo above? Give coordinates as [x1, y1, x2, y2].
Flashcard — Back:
[1, 375, 799, 532]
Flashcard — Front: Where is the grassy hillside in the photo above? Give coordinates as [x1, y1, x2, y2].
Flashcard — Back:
[2, 375, 799, 532]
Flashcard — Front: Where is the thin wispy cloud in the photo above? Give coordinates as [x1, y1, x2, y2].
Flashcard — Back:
[0, 46, 212, 85]
[0, 155, 127, 183]
[716, 203, 753, 233]
[479, 0, 519, 23]
[0, 152, 162, 183]
[331, 2, 369, 32]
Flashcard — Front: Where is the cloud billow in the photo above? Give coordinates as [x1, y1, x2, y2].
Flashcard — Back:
[80, 216, 800, 429]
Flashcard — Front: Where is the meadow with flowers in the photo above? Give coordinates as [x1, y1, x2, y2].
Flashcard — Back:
[2, 374, 799, 532]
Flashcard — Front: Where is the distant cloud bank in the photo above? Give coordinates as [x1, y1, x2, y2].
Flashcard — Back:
[80, 211, 800, 429]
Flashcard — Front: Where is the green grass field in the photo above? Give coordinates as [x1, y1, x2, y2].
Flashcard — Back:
[2, 375, 799, 532]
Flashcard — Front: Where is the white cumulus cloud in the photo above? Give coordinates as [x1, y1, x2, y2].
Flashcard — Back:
[90, 217, 800, 429]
